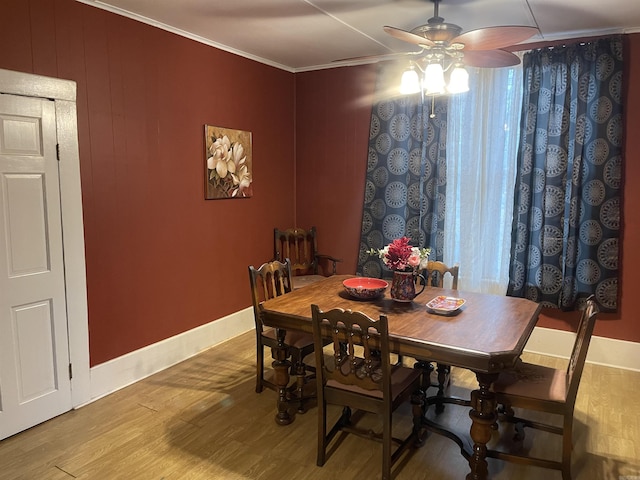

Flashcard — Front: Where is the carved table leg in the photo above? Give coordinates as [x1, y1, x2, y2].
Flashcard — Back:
[272, 328, 292, 425]
[466, 372, 498, 480]
[435, 362, 449, 413]
[413, 359, 434, 400]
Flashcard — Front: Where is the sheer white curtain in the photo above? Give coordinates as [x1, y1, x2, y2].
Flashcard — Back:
[444, 62, 523, 294]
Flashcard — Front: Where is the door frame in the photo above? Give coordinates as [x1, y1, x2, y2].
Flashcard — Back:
[0, 68, 90, 408]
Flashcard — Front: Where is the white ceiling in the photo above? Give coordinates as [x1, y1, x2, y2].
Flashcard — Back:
[79, 0, 640, 72]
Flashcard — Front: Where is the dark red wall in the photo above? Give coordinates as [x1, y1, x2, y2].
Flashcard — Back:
[295, 36, 640, 344]
[0, 0, 296, 365]
[294, 65, 378, 273]
[1, 1, 637, 368]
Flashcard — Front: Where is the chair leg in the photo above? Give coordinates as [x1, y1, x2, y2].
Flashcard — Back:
[293, 358, 307, 413]
[382, 410, 392, 480]
[341, 405, 352, 425]
[437, 363, 451, 388]
[256, 341, 264, 393]
[497, 402, 525, 440]
[412, 389, 426, 446]
[317, 398, 327, 467]
[561, 415, 573, 480]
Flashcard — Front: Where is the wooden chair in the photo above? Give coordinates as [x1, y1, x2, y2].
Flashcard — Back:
[422, 260, 459, 289]
[418, 260, 460, 405]
[311, 304, 423, 480]
[487, 296, 599, 480]
[274, 227, 342, 289]
[248, 259, 315, 410]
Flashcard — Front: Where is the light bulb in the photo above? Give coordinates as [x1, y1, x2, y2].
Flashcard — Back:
[423, 62, 445, 95]
[448, 65, 469, 93]
[400, 68, 420, 94]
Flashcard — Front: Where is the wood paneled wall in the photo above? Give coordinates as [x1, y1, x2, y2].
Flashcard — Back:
[0, 0, 297, 365]
[0, 0, 637, 369]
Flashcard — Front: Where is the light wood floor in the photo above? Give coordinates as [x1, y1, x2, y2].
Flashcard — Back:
[1, 331, 639, 480]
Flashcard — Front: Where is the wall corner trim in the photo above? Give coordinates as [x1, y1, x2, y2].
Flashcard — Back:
[86, 308, 254, 405]
[525, 326, 640, 371]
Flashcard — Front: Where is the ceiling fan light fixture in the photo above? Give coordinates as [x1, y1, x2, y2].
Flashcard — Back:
[447, 64, 469, 93]
[423, 61, 445, 95]
[382, 0, 538, 95]
[400, 67, 421, 94]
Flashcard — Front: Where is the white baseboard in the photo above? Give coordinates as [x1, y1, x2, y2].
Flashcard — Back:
[86, 308, 254, 405]
[525, 326, 640, 372]
[84, 311, 639, 408]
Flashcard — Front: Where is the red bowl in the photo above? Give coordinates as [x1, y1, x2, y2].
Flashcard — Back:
[342, 277, 388, 300]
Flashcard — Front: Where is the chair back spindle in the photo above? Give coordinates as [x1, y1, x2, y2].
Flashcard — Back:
[321, 309, 390, 394]
[274, 227, 319, 276]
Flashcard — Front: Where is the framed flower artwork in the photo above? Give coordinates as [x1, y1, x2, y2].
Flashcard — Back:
[204, 125, 253, 199]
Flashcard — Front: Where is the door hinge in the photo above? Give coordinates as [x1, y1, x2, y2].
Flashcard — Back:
[68, 363, 73, 380]
[56, 143, 60, 161]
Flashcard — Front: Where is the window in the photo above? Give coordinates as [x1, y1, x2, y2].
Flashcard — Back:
[445, 64, 523, 294]
[359, 37, 622, 312]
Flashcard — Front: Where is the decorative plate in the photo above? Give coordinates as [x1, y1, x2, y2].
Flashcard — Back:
[426, 295, 466, 314]
[343, 277, 388, 300]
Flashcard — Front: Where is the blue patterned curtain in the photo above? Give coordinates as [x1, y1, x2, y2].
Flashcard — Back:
[357, 69, 447, 279]
[507, 37, 623, 311]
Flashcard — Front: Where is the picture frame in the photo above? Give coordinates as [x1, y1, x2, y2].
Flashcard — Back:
[204, 125, 253, 199]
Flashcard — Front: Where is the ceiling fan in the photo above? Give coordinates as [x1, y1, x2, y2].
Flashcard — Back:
[369, 0, 539, 94]
[384, 0, 538, 67]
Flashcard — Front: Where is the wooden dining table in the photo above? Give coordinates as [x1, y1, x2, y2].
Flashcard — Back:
[259, 274, 542, 480]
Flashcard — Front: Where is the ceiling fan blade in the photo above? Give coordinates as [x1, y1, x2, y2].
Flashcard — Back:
[463, 49, 521, 68]
[384, 26, 435, 47]
[452, 26, 539, 51]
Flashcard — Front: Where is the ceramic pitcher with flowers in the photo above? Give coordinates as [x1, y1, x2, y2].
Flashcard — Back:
[390, 270, 426, 302]
[367, 236, 431, 303]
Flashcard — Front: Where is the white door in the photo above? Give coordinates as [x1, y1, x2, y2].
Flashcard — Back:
[0, 93, 72, 440]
